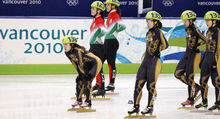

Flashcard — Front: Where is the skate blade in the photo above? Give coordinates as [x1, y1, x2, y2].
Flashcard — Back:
[124, 115, 139, 119]
[106, 92, 119, 95]
[139, 115, 156, 118]
[67, 108, 79, 111]
[76, 108, 96, 112]
[71, 96, 86, 99]
[178, 107, 196, 110]
[92, 97, 111, 100]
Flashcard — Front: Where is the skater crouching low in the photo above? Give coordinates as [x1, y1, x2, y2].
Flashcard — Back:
[62, 35, 102, 110]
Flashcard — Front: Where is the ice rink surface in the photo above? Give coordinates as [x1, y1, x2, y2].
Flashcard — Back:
[0, 74, 219, 119]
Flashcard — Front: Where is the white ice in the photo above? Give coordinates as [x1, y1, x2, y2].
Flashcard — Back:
[0, 74, 219, 119]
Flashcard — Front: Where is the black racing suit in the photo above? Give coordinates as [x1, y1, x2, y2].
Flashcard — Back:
[133, 27, 168, 108]
[174, 24, 207, 102]
[199, 25, 220, 105]
[65, 48, 102, 104]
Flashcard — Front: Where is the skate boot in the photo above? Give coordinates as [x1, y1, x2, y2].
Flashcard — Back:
[181, 99, 194, 107]
[67, 101, 82, 111]
[139, 106, 156, 118]
[128, 105, 139, 115]
[125, 105, 139, 119]
[92, 83, 99, 92]
[105, 83, 115, 92]
[195, 102, 208, 109]
[77, 102, 96, 112]
[208, 104, 220, 111]
[72, 101, 82, 108]
[92, 88, 105, 98]
[141, 106, 153, 115]
[80, 102, 92, 108]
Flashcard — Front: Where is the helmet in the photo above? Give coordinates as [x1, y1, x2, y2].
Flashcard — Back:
[62, 35, 78, 44]
[204, 11, 220, 20]
[145, 11, 162, 21]
[91, 1, 105, 11]
[105, 0, 120, 7]
[181, 10, 196, 21]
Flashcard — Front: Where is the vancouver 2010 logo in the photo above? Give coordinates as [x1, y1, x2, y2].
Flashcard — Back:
[66, 0, 78, 6]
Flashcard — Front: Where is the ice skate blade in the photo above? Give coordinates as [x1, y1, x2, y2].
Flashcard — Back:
[139, 114, 156, 118]
[76, 108, 96, 112]
[67, 108, 79, 111]
[71, 96, 85, 99]
[106, 92, 119, 95]
[124, 114, 139, 119]
[178, 106, 196, 110]
[92, 97, 111, 100]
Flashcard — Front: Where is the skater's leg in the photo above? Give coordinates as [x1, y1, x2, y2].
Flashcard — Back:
[96, 69, 105, 89]
[106, 39, 119, 84]
[75, 75, 84, 102]
[128, 64, 147, 114]
[174, 55, 187, 84]
[133, 63, 147, 107]
[210, 67, 220, 105]
[146, 58, 161, 108]
[186, 53, 201, 101]
[90, 44, 105, 90]
[94, 45, 105, 90]
[199, 60, 210, 104]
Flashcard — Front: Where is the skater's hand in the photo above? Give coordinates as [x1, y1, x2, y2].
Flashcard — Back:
[95, 38, 104, 44]
[112, 31, 118, 37]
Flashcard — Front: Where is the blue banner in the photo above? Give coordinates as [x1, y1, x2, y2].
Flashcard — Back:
[153, 0, 220, 17]
[0, 0, 138, 17]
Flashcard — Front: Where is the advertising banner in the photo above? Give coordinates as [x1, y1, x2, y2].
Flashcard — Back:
[0, 18, 208, 64]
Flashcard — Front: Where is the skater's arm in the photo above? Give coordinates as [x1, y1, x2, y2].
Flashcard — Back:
[90, 28, 104, 44]
[115, 23, 126, 33]
[97, 27, 106, 38]
[196, 28, 208, 47]
[159, 31, 168, 51]
[77, 49, 85, 67]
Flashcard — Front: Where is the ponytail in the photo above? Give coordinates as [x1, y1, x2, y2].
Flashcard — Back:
[115, 6, 121, 17]
[154, 20, 162, 29]
[100, 11, 105, 20]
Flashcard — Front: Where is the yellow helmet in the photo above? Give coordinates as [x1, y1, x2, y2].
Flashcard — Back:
[105, 0, 120, 7]
[181, 10, 196, 21]
[204, 11, 220, 20]
[62, 35, 78, 44]
[145, 11, 162, 21]
[91, 1, 105, 11]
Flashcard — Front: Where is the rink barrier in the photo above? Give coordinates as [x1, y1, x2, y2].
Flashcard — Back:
[0, 63, 201, 75]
